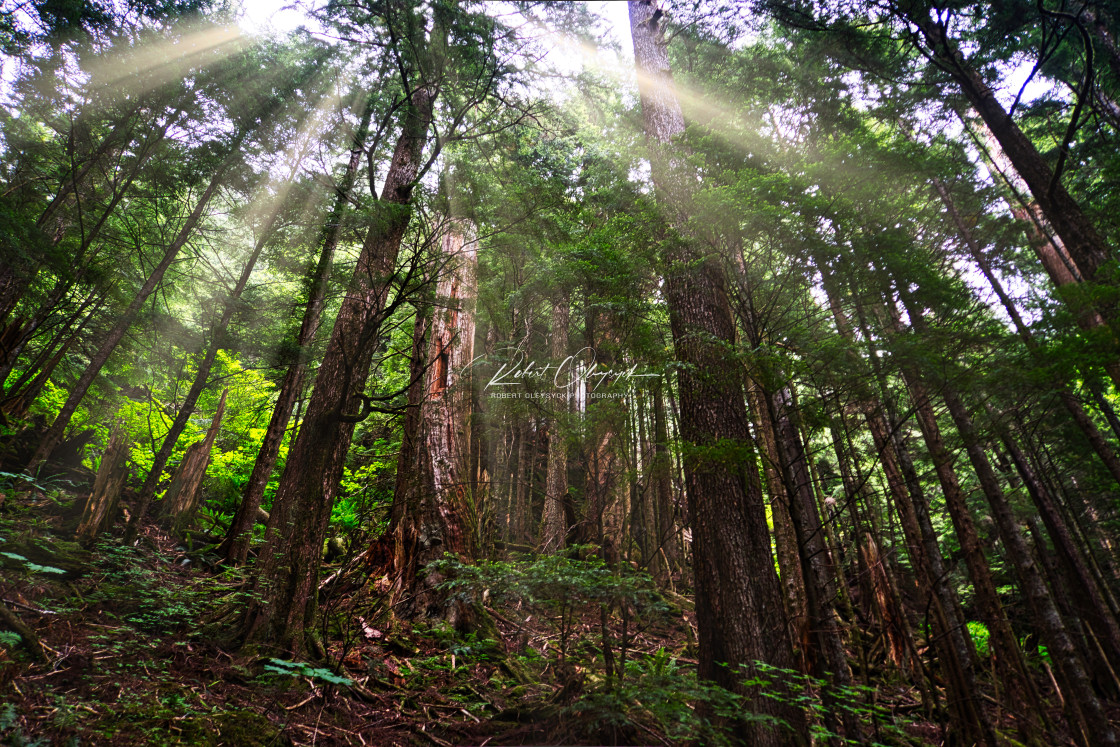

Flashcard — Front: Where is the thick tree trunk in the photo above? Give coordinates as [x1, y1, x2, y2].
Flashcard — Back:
[219, 96, 377, 565]
[389, 218, 479, 622]
[74, 426, 129, 545]
[239, 79, 437, 652]
[629, 3, 806, 742]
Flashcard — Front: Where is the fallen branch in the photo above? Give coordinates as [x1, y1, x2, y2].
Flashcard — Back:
[0, 599, 48, 662]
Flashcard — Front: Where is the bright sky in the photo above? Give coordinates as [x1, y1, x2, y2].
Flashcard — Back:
[238, 1, 634, 54]
[239, 0, 312, 34]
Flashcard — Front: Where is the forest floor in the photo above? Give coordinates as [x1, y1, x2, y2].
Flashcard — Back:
[0, 476, 992, 746]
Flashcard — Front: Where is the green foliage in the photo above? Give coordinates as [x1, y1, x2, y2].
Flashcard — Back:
[0, 551, 66, 576]
[433, 548, 663, 610]
[967, 620, 990, 658]
[86, 543, 240, 635]
[263, 658, 353, 687]
[570, 656, 914, 747]
[432, 549, 668, 661]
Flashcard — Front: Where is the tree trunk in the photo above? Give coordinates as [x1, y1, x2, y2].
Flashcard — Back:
[935, 380, 1114, 746]
[219, 95, 377, 565]
[389, 218, 479, 623]
[819, 261, 995, 743]
[239, 77, 437, 652]
[0, 288, 100, 407]
[996, 410, 1120, 681]
[650, 381, 678, 577]
[935, 176, 1120, 487]
[157, 389, 227, 537]
[883, 297, 1045, 737]
[842, 288, 999, 746]
[74, 425, 129, 545]
[629, 3, 806, 742]
[540, 293, 570, 553]
[747, 383, 809, 654]
[767, 384, 859, 741]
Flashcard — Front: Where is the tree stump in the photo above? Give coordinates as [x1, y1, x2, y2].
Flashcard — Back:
[159, 389, 227, 536]
[74, 425, 130, 544]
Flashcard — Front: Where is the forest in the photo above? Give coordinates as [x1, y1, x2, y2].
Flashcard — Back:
[2, 0, 1120, 744]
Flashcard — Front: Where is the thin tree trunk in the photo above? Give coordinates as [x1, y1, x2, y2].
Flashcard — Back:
[935, 176, 1120, 487]
[844, 288, 999, 746]
[0, 288, 100, 404]
[541, 293, 570, 553]
[747, 383, 809, 655]
[882, 297, 1046, 740]
[767, 384, 859, 741]
[125, 188, 286, 543]
[650, 381, 678, 576]
[27, 144, 241, 473]
[912, 16, 1114, 284]
[996, 410, 1120, 678]
[935, 379, 1114, 746]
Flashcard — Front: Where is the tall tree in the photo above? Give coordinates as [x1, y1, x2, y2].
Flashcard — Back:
[629, 2, 806, 742]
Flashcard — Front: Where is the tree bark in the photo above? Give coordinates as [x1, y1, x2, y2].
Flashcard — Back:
[389, 218, 479, 622]
[882, 297, 1046, 736]
[629, 2, 806, 742]
[158, 389, 228, 537]
[849, 300, 997, 746]
[219, 95, 377, 564]
[540, 293, 570, 553]
[239, 76, 437, 653]
[933, 176, 1120, 489]
[74, 425, 129, 545]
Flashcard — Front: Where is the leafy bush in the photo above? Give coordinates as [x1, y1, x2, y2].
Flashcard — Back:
[967, 620, 990, 658]
[570, 656, 913, 746]
[431, 548, 667, 662]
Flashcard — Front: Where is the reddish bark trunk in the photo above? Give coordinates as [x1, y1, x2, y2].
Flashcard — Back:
[389, 218, 479, 622]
